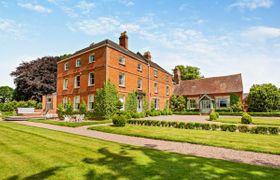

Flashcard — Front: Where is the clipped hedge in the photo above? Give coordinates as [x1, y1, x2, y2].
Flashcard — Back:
[218, 111, 280, 117]
[127, 119, 280, 135]
[173, 111, 200, 115]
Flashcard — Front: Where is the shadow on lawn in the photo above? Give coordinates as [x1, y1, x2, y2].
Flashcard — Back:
[5, 166, 66, 180]
[82, 146, 280, 180]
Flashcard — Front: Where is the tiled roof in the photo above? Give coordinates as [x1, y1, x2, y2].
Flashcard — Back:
[173, 74, 243, 96]
[58, 39, 171, 75]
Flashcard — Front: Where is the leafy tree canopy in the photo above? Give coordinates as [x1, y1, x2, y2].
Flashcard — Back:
[0, 86, 14, 103]
[247, 83, 280, 112]
[10, 56, 58, 101]
[175, 65, 203, 80]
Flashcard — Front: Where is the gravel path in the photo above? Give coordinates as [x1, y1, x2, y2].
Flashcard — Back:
[13, 121, 280, 169]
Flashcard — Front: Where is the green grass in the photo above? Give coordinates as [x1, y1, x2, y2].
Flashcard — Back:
[29, 119, 112, 127]
[216, 117, 280, 126]
[0, 122, 280, 179]
[90, 125, 280, 155]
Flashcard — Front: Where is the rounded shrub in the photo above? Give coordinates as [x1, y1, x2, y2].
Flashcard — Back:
[210, 124, 219, 130]
[268, 127, 279, 135]
[241, 113, 252, 124]
[209, 111, 218, 121]
[112, 114, 127, 127]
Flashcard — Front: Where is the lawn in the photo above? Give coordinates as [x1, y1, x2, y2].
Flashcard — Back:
[29, 119, 112, 127]
[216, 117, 280, 126]
[90, 125, 280, 155]
[0, 122, 280, 179]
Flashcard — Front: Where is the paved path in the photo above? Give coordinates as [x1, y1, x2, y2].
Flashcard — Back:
[13, 121, 280, 169]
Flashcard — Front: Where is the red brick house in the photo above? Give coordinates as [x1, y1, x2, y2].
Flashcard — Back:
[173, 68, 243, 114]
[56, 32, 173, 112]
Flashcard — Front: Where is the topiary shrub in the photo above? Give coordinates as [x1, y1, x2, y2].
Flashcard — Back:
[220, 124, 237, 132]
[238, 125, 249, 133]
[178, 122, 185, 128]
[112, 114, 127, 127]
[185, 122, 195, 129]
[201, 123, 211, 130]
[241, 113, 252, 124]
[268, 127, 279, 135]
[254, 126, 269, 134]
[210, 124, 219, 130]
[209, 111, 218, 121]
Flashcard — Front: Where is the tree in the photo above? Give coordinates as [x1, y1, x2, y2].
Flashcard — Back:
[170, 95, 186, 111]
[93, 81, 119, 119]
[0, 86, 14, 103]
[175, 65, 203, 80]
[11, 56, 58, 101]
[247, 83, 280, 112]
[125, 92, 138, 114]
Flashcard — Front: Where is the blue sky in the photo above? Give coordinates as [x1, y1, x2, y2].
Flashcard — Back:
[0, 0, 280, 92]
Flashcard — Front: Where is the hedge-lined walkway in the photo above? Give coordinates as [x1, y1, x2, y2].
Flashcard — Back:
[13, 121, 280, 168]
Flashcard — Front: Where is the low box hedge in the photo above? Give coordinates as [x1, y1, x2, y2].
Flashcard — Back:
[127, 119, 279, 135]
[173, 111, 200, 115]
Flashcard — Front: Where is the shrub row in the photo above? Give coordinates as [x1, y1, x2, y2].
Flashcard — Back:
[173, 111, 200, 115]
[0, 100, 42, 112]
[127, 120, 279, 135]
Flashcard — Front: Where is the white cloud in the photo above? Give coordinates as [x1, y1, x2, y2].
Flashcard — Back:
[18, 3, 52, 13]
[76, 0, 95, 15]
[229, 0, 273, 10]
[119, 0, 134, 6]
[242, 26, 280, 41]
[0, 19, 23, 38]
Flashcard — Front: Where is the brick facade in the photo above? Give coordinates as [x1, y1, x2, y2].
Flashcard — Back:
[56, 32, 172, 112]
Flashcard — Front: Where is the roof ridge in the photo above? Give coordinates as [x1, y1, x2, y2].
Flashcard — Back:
[181, 73, 241, 82]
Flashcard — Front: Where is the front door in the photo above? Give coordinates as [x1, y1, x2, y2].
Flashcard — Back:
[46, 96, 53, 110]
[137, 97, 143, 113]
[200, 100, 211, 114]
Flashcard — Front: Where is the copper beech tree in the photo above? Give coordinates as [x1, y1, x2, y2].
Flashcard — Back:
[11, 56, 58, 102]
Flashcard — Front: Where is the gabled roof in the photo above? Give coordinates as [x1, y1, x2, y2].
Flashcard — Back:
[58, 39, 171, 75]
[173, 74, 243, 96]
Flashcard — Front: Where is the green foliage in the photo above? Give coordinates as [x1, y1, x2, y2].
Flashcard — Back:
[143, 99, 149, 115]
[116, 100, 123, 112]
[175, 65, 203, 80]
[247, 83, 280, 112]
[127, 119, 279, 135]
[230, 93, 240, 106]
[170, 95, 186, 112]
[220, 124, 237, 132]
[93, 81, 119, 119]
[0, 100, 40, 112]
[209, 111, 219, 121]
[173, 111, 200, 115]
[79, 102, 87, 115]
[241, 113, 252, 124]
[150, 100, 155, 111]
[59, 54, 72, 60]
[238, 125, 250, 133]
[125, 92, 138, 114]
[112, 114, 127, 127]
[65, 101, 74, 115]
[0, 86, 14, 103]
[57, 104, 65, 120]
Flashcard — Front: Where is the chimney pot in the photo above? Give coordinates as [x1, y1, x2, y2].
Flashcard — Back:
[119, 31, 128, 49]
[144, 51, 152, 61]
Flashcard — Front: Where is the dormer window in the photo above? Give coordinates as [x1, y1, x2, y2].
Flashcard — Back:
[64, 63, 69, 71]
[154, 68, 158, 77]
[76, 59, 81, 67]
[119, 56, 125, 65]
[89, 54, 95, 63]
[137, 64, 142, 72]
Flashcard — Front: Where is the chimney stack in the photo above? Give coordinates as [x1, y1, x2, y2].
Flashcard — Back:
[143, 51, 152, 61]
[174, 67, 181, 84]
[119, 31, 128, 49]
